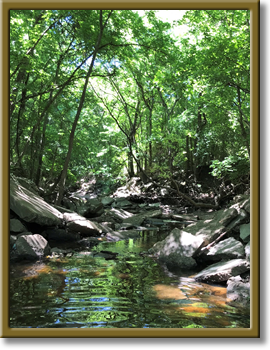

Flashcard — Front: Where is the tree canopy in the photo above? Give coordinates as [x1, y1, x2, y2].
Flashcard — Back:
[10, 9, 250, 203]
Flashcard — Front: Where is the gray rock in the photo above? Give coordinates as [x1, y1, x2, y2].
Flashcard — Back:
[10, 218, 27, 233]
[105, 230, 142, 242]
[10, 235, 17, 249]
[213, 207, 238, 226]
[186, 220, 226, 246]
[231, 196, 250, 214]
[109, 208, 134, 222]
[41, 228, 80, 242]
[67, 220, 102, 236]
[194, 259, 250, 283]
[123, 209, 162, 226]
[226, 209, 248, 232]
[10, 176, 63, 226]
[204, 237, 245, 260]
[149, 228, 205, 268]
[15, 234, 51, 260]
[159, 253, 197, 270]
[148, 217, 227, 269]
[63, 212, 102, 236]
[171, 214, 198, 222]
[245, 241, 250, 261]
[227, 276, 250, 308]
[240, 223, 250, 242]
[243, 200, 250, 214]
[101, 197, 114, 206]
[83, 198, 104, 218]
[14, 176, 39, 195]
[113, 198, 133, 208]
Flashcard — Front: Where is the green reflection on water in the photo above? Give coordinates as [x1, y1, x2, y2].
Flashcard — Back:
[10, 232, 250, 328]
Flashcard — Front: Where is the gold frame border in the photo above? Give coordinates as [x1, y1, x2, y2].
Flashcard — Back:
[1, 0, 260, 338]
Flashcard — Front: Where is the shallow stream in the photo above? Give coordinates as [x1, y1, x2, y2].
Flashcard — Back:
[10, 231, 250, 328]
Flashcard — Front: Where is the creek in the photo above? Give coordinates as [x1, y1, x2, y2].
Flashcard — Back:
[10, 230, 250, 329]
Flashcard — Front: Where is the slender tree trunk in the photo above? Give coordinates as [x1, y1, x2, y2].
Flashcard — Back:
[35, 113, 49, 186]
[237, 86, 250, 157]
[56, 10, 113, 205]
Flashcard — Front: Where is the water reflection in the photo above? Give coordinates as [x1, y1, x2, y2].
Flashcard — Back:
[10, 231, 250, 328]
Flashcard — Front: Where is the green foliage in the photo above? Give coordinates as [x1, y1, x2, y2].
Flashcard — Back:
[210, 151, 249, 180]
[10, 9, 250, 190]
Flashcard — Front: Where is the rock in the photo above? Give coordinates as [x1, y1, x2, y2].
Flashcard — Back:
[213, 207, 238, 226]
[142, 183, 154, 192]
[231, 196, 250, 214]
[171, 214, 198, 222]
[10, 218, 27, 233]
[63, 213, 102, 236]
[240, 223, 250, 243]
[226, 276, 250, 308]
[149, 228, 205, 269]
[245, 241, 250, 261]
[101, 197, 114, 206]
[10, 235, 17, 249]
[226, 209, 248, 232]
[14, 176, 40, 195]
[41, 228, 80, 242]
[159, 254, 197, 270]
[160, 188, 169, 196]
[194, 259, 250, 283]
[105, 230, 142, 242]
[112, 198, 133, 209]
[203, 237, 245, 261]
[187, 220, 226, 246]
[148, 217, 227, 269]
[10, 176, 63, 226]
[109, 208, 134, 222]
[93, 222, 115, 234]
[83, 198, 104, 218]
[52, 204, 75, 213]
[243, 200, 250, 214]
[123, 209, 162, 226]
[15, 234, 51, 260]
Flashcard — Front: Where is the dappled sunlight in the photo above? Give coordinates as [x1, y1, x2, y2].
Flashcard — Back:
[153, 284, 187, 300]
[21, 263, 68, 280]
[111, 208, 133, 219]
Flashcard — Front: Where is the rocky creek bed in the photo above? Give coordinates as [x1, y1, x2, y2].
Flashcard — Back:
[9, 175, 251, 328]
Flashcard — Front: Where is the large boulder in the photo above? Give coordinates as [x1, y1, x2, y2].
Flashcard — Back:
[15, 234, 51, 260]
[148, 217, 226, 269]
[194, 259, 250, 283]
[63, 212, 102, 236]
[10, 176, 63, 226]
[201, 237, 245, 261]
[226, 276, 250, 308]
[41, 228, 80, 242]
[149, 228, 205, 269]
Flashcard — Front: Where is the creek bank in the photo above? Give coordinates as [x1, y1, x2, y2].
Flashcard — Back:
[9, 174, 250, 308]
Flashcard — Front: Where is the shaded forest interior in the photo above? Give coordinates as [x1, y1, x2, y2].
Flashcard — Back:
[10, 9, 250, 206]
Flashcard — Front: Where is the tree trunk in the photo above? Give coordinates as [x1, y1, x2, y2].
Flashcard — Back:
[237, 86, 250, 157]
[56, 10, 113, 205]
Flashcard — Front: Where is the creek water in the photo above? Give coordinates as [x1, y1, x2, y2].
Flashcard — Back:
[10, 230, 250, 328]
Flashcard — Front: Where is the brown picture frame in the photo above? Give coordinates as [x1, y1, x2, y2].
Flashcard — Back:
[1, 0, 260, 338]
